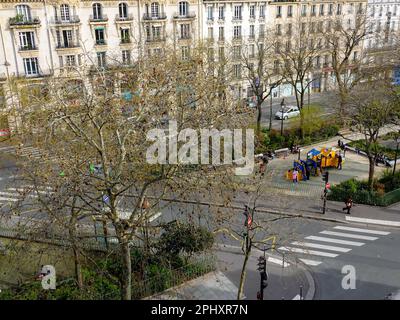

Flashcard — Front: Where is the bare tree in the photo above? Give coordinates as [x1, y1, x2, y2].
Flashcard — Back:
[12, 44, 250, 299]
[346, 80, 400, 189]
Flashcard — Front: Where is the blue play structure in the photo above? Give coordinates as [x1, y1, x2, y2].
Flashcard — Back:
[293, 158, 319, 181]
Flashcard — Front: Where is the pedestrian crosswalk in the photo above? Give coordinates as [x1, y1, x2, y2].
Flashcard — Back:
[278, 225, 392, 267]
[0, 145, 55, 161]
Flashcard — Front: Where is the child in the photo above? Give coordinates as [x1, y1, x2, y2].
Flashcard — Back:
[292, 168, 298, 183]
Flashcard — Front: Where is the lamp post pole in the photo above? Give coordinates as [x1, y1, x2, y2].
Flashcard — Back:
[392, 135, 400, 179]
[280, 99, 285, 136]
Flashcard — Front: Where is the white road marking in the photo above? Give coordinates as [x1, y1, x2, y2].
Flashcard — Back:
[333, 226, 390, 235]
[345, 216, 400, 227]
[267, 256, 290, 267]
[278, 246, 339, 258]
[291, 241, 352, 253]
[320, 231, 378, 241]
[298, 258, 322, 266]
[0, 196, 19, 202]
[305, 236, 365, 246]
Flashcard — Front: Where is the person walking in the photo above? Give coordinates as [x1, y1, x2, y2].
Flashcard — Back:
[292, 168, 298, 183]
[342, 197, 353, 214]
[337, 154, 343, 170]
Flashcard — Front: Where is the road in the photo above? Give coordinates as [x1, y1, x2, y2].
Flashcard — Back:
[259, 91, 339, 130]
[1, 143, 400, 300]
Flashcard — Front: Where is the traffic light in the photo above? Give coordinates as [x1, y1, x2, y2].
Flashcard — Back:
[261, 272, 268, 290]
[322, 171, 329, 183]
[257, 256, 266, 274]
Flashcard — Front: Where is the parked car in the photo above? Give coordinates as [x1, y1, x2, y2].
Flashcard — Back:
[275, 106, 300, 120]
[244, 96, 257, 108]
[384, 289, 400, 300]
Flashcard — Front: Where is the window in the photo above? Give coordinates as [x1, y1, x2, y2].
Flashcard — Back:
[249, 25, 255, 38]
[23, 57, 39, 76]
[120, 28, 130, 43]
[97, 52, 106, 68]
[276, 6, 282, 18]
[234, 5, 242, 20]
[301, 22, 306, 34]
[276, 24, 282, 35]
[179, 1, 188, 16]
[233, 26, 241, 39]
[92, 3, 102, 19]
[19, 32, 35, 50]
[95, 28, 105, 45]
[207, 6, 213, 20]
[249, 44, 255, 58]
[16, 5, 32, 21]
[317, 21, 323, 33]
[151, 2, 160, 18]
[122, 50, 131, 64]
[180, 24, 190, 39]
[320, 4, 324, 16]
[181, 46, 189, 60]
[337, 4, 342, 15]
[66, 55, 76, 67]
[219, 26, 224, 40]
[119, 3, 128, 19]
[233, 45, 241, 59]
[288, 5, 293, 17]
[152, 26, 161, 40]
[287, 23, 292, 35]
[285, 40, 291, 52]
[328, 4, 333, 15]
[394, 6, 397, 16]
[301, 5, 307, 16]
[218, 47, 225, 59]
[218, 6, 224, 20]
[357, 3, 363, 14]
[348, 3, 353, 14]
[259, 5, 265, 18]
[311, 5, 316, 16]
[233, 64, 241, 79]
[353, 51, 358, 61]
[250, 5, 255, 19]
[208, 27, 213, 40]
[259, 24, 265, 38]
[310, 22, 315, 33]
[274, 60, 280, 73]
[60, 4, 70, 21]
[57, 29, 73, 48]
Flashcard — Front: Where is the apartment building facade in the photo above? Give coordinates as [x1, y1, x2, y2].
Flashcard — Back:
[0, 0, 373, 115]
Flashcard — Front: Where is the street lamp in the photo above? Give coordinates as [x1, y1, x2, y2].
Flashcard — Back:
[280, 98, 285, 136]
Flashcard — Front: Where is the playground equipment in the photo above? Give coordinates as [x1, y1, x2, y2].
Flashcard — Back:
[307, 147, 344, 169]
[285, 147, 343, 181]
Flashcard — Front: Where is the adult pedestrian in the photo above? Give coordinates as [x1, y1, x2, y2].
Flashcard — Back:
[342, 197, 353, 214]
[337, 154, 343, 170]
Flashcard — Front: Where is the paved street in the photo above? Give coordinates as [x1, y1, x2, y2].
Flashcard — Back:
[259, 91, 339, 130]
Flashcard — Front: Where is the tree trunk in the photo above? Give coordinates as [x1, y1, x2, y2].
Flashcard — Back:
[256, 101, 262, 139]
[68, 218, 83, 289]
[121, 239, 132, 300]
[368, 156, 375, 191]
[237, 246, 251, 300]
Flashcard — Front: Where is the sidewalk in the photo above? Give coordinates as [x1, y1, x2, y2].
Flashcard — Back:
[146, 247, 314, 300]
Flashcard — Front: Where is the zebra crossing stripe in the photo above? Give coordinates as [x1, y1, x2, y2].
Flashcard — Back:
[320, 230, 378, 241]
[298, 258, 322, 266]
[345, 216, 400, 227]
[291, 241, 352, 253]
[0, 196, 19, 202]
[278, 246, 339, 258]
[333, 226, 390, 236]
[305, 236, 365, 246]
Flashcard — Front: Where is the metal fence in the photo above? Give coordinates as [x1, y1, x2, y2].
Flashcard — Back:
[132, 255, 216, 299]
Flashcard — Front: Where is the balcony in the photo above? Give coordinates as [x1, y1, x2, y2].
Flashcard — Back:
[95, 40, 107, 46]
[115, 14, 134, 22]
[120, 38, 131, 45]
[173, 12, 196, 20]
[55, 42, 80, 50]
[232, 36, 242, 42]
[276, 14, 282, 18]
[89, 15, 108, 22]
[145, 37, 166, 43]
[51, 15, 80, 25]
[19, 45, 38, 51]
[232, 16, 242, 22]
[179, 35, 191, 40]
[9, 16, 41, 27]
[142, 13, 167, 21]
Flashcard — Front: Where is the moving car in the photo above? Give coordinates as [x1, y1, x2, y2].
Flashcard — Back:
[275, 106, 300, 120]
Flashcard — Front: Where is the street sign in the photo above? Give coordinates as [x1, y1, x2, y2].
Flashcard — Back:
[102, 194, 110, 205]
[0, 129, 10, 137]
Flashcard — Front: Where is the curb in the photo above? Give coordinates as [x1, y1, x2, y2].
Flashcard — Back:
[215, 244, 316, 300]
